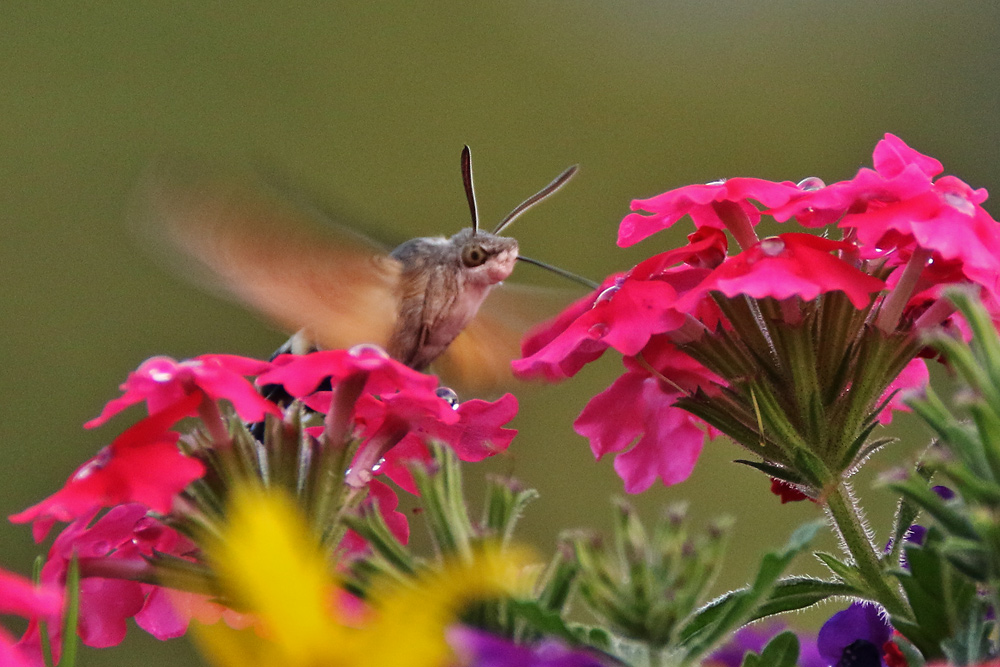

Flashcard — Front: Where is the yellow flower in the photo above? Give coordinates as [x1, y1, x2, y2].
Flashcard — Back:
[193, 485, 534, 667]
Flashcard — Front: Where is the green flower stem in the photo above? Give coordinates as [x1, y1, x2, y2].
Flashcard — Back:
[824, 483, 912, 619]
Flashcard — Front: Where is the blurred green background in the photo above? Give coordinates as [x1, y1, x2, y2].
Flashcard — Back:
[2, 2, 998, 664]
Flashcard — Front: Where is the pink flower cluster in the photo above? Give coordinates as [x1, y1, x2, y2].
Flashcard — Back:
[0, 567, 62, 667]
[10, 347, 518, 652]
[515, 135, 1000, 493]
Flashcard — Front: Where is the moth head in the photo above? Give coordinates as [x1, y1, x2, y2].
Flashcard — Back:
[456, 145, 578, 285]
[451, 228, 518, 284]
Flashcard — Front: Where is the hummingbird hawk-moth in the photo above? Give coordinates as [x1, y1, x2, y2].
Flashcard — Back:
[140, 147, 582, 393]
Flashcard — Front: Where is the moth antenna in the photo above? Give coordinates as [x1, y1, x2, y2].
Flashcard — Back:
[493, 164, 578, 235]
[460, 145, 479, 234]
[517, 255, 599, 289]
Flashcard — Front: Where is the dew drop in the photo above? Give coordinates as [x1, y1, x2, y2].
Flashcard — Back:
[92, 540, 111, 554]
[943, 191, 975, 216]
[348, 343, 389, 358]
[594, 278, 625, 306]
[436, 386, 460, 409]
[706, 178, 727, 186]
[150, 370, 173, 382]
[588, 322, 610, 339]
[619, 219, 634, 238]
[371, 458, 385, 473]
[759, 237, 786, 257]
[796, 176, 825, 191]
[72, 448, 112, 481]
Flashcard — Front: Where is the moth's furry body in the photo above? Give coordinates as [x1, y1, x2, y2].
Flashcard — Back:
[387, 229, 518, 370]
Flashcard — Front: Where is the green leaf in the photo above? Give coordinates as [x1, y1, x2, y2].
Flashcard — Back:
[890, 532, 978, 660]
[737, 630, 801, 667]
[757, 630, 801, 667]
[678, 521, 821, 662]
[732, 459, 806, 486]
[888, 477, 978, 541]
[507, 599, 611, 650]
[752, 577, 861, 618]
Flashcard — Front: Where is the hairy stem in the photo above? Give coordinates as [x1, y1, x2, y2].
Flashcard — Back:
[824, 483, 912, 619]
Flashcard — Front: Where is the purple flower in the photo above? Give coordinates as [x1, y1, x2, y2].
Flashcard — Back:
[447, 626, 613, 667]
[818, 603, 892, 667]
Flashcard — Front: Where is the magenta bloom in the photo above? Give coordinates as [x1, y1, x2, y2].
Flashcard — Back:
[257, 345, 439, 399]
[514, 231, 724, 382]
[19, 504, 198, 657]
[876, 358, 929, 425]
[259, 347, 518, 492]
[86, 354, 279, 428]
[619, 177, 805, 247]
[11, 395, 205, 541]
[340, 479, 410, 555]
[380, 393, 519, 493]
[0, 568, 62, 667]
[677, 233, 886, 312]
[513, 134, 996, 495]
[574, 339, 720, 492]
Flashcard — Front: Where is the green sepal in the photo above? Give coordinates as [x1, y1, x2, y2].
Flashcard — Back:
[732, 460, 807, 487]
[482, 476, 539, 545]
[813, 551, 867, 590]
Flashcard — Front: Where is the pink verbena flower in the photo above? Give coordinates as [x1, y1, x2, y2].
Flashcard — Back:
[11, 394, 205, 541]
[18, 504, 200, 655]
[85, 354, 279, 428]
[0, 568, 62, 667]
[379, 393, 519, 493]
[514, 229, 725, 382]
[619, 177, 805, 247]
[259, 346, 518, 491]
[676, 233, 886, 312]
[574, 338, 720, 492]
[516, 134, 1000, 495]
[340, 479, 410, 555]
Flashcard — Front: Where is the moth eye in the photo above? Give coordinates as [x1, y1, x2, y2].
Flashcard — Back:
[461, 244, 488, 268]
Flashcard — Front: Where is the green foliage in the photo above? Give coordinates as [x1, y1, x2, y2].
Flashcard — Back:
[738, 631, 800, 667]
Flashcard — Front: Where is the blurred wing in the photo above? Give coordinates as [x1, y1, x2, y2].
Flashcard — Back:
[137, 163, 402, 350]
[434, 282, 580, 394]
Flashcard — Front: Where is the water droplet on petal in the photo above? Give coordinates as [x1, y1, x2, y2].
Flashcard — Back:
[797, 176, 825, 191]
[348, 343, 389, 359]
[594, 283, 620, 306]
[149, 370, 173, 382]
[759, 237, 786, 257]
[371, 458, 385, 473]
[92, 540, 111, 554]
[943, 191, 975, 216]
[706, 178, 727, 186]
[436, 386, 460, 409]
[619, 219, 634, 237]
[588, 322, 610, 339]
[73, 448, 112, 481]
